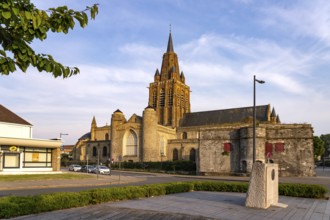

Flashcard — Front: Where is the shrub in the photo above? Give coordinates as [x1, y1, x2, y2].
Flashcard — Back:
[279, 183, 328, 199]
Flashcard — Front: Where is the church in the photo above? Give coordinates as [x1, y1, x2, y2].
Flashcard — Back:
[72, 33, 314, 177]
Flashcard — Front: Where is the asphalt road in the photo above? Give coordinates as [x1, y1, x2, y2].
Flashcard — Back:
[1, 167, 330, 197]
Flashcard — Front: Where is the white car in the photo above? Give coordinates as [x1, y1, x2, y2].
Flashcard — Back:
[68, 164, 81, 172]
[92, 166, 111, 174]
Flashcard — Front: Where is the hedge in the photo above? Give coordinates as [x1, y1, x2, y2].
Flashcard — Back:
[0, 181, 327, 219]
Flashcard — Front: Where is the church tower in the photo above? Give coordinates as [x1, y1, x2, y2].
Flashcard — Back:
[148, 32, 191, 127]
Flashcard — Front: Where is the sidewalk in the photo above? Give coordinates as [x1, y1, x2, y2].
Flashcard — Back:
[10, 191, 330, 220]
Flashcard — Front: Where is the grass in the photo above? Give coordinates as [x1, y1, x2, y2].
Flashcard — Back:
[0, 173, 91, 182]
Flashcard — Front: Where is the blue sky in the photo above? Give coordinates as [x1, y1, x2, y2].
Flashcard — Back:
[1, 0, 330, 144]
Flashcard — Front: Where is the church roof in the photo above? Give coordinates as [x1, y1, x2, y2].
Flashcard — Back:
[79, 132, 91, 140]
[180, 105, 269, 127]
[0, 104, 32, 125]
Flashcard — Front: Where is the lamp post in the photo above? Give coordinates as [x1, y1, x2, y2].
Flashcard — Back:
[253, 75, 265, 163]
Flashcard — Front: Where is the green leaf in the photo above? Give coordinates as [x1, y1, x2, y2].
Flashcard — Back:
[2, 11, 11, 19]
[0, 50, 6, 57]
[25, 11, 32, 19]
[12, 7, 19, 15]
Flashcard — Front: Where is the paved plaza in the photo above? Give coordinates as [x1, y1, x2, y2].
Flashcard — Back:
[2, 168, 330, 219]
[9, 191, 330, 220]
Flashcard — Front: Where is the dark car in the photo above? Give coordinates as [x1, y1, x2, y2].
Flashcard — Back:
[80, 165, 95, 173]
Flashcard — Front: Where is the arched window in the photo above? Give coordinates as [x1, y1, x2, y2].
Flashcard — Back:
[168, 90, 173, 106]
[102, 146, 107, 157]
[160, 89, 165, 107]
[105, 133, 109, 140]
[152, 91, 157, 108]
[126, 130, 137, 156]
[92, 147, 97, 157]
[182, 132, 187, 139]
[189, 148, 196, 161]
[173, 149, 178, 161]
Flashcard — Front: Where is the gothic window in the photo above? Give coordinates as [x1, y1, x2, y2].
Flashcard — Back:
[182, 132, 187, 139]
[168, 90, 173, 106]
[102, 146, 107, 157]
[160, 89, 165, 107]
[181, 90, 184, 105]
[173, 148, 179, 161]
[189, 148, 196, 161]
[126, 130, 137, 156]
[152, 91, 157, 108]
[105, 133, 109, 140]
[93, 147, 97, 157]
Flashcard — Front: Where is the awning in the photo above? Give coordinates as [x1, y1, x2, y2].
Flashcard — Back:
[0, 137, 62, 148]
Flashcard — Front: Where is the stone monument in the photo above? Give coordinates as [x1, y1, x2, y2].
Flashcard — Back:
[245, 162, 288, 209]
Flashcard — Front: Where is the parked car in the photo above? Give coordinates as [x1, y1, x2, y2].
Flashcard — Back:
[80, 165, 95, 173]
[92, 166, 111, 174]
[68, 164, 81, 172]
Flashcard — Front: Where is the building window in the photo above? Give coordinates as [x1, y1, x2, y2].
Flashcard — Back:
[173, 149, 179, 161]
[152, 91, 157, 108]
[160, 89, 165, 107]
[93, 147, 97, 157]
[3, 153, 20, 168]
[275, 143, 285, 152]
[23, 148, 52, 168]
[168, 90, 173, 106]
[126, 130, 137, 156]
[182, 132, 187, 139]
[189, 148, 196, 161]
[105, 133, 109, 140]
[102, 146, 107, 157]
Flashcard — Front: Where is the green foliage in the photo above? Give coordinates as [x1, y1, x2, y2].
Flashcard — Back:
[320, 134, 330, 157]
[193, 181, 249, 192]
[0, 181, 328, 219]
[279, 183, 327, 199]
[313, 136, 325, 160]
[113, 160, 196, 174]
[0, 0, 98, 77]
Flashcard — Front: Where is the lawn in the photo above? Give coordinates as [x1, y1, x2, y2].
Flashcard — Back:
[0, 173, 91, 182]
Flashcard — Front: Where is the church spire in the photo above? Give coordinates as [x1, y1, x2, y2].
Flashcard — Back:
[167, 31, 174, 52]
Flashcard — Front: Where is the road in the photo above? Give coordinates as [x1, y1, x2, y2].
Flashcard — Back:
[1, 167, 330, 197]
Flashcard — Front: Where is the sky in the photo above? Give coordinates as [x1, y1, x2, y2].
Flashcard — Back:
[1, 0, 330, 145]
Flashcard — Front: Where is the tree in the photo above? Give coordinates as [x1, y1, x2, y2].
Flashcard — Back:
[0, 0, 98, 78]
[313, 136, 325, 161]
[320, 134, 330, 157]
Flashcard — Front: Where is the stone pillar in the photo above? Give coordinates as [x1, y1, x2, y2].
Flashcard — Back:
[52, 148, 61, 171]
[142, 107, 158, 161]
[245, 162, 287, 209]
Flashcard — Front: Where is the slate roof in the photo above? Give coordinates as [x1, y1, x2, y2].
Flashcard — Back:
[0, 104, 32, 125]
[180, 105, 269, 127]
[79, 132, 91, 140]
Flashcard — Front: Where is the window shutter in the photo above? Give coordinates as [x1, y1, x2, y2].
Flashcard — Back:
[275, 143, 285, 152]
[265, 143, 273, 156]
[224, 143, 232, 152]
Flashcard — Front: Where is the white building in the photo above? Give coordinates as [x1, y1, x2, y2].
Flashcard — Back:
[0, 105, 62, 173]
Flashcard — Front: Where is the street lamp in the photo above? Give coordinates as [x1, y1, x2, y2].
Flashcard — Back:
[59, 133, 68, 151]
[253, 75, 265, 163]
